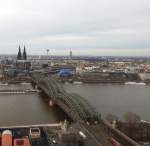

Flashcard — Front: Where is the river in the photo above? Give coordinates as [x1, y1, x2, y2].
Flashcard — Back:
[0, 83, 66, 126]
[64, 83, 150, 121]
[0, 83, 150, 126]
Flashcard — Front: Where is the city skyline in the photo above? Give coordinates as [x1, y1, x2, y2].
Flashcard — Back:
[0, 0, 150, 55]
[3, 47, 150, 57]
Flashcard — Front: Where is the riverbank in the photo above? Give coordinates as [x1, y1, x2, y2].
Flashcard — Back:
[59, 72, 150, 84]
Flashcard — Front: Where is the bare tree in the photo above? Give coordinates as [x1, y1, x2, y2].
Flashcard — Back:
[123, 112, 141, 138]
[124, 112, 141, 124]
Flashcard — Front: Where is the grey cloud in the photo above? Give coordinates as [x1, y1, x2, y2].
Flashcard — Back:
[0, 0, 150, 55]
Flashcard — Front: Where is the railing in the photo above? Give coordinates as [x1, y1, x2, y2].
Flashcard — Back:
[101, 120, 140, 146]
[0, 123, 62, 129]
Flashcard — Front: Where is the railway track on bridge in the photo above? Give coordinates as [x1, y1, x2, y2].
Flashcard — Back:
[31, 72, 99, 123]
[30, 72, 140, 146]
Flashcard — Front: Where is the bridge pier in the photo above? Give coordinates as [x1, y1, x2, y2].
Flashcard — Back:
[49, 100, 54, 107]
[34, 85, 42, 91]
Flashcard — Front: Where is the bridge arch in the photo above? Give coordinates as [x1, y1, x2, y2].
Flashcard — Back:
[31, 72, 99, 123]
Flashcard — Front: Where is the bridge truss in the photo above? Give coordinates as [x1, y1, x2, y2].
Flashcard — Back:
[31, 72, 100, 124]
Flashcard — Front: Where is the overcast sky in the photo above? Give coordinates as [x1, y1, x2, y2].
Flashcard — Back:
[0, 0, 150, 56]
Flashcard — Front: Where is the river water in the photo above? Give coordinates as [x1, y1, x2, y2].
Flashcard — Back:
[0, 83, 150, 126]
[0, 83, 66, 126]
[64, 83, 150, 121]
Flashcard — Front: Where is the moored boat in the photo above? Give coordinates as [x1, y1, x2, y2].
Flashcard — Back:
[125, 82, 146, 85]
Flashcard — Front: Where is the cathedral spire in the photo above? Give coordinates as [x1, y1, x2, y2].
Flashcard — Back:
[17, 45, 22, 60]
[23, 45, 27, 60]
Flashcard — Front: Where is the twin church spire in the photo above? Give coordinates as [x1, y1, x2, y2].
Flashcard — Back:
[17, 45, 27, 60]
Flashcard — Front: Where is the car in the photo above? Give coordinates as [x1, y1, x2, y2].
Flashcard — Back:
[29, 128, 41, 139]
[108, 137, 122, 146]
[2, 130, 12, 146]
[14, 137, 30, 146]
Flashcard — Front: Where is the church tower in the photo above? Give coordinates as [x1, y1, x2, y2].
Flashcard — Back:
[17, 45, 22, 60]
[16, 45, 30, 70]
[23, 45, 27, 60]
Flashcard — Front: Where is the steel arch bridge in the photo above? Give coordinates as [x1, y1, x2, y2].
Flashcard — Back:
[31, 72, 100, 123]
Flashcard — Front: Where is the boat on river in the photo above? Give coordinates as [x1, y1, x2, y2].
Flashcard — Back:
[125, 82, 146, 85]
